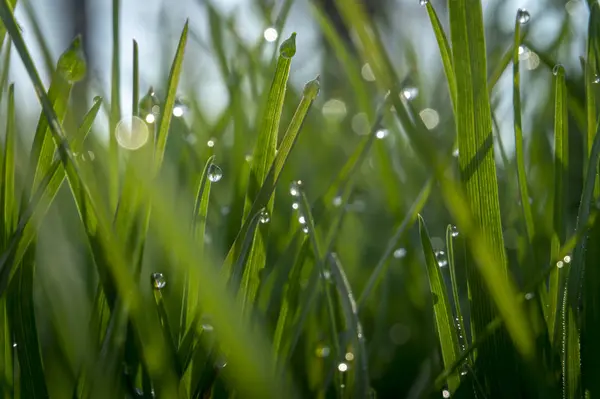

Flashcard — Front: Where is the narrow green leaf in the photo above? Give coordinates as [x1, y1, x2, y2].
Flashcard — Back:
[151, 278, 180, 376]
[419, 215, 460, 392]
[109, 0, 121, 210]
[327, 253, 369, 399]
[132, 39, 139, 117]
[512, 15, 535, 250]
[221, 76, 319, 282]
[0, 0, 16, 46]
[1, 83, 15, 245]
[239, 33, 296, 310]
[446, 224, 468, 357]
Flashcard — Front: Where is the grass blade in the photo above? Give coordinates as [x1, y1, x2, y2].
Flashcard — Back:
[446, 224, 468, 356]
[1, 83, 15, 245]
[419, 215, 460, 392]
[109, 0, 121, 210]
[239, 33, 296, 310]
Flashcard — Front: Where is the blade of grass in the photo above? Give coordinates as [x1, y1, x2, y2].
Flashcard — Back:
[327, 253, 369, 398]
[419, 215, 460, 392]
[0, 83, 15, 246]
[109, 0, 121, 210]
[132, 39, 139, 116]
[239, 33, 296, 311]
[446, 224, 468, 356]
[0, 0, 15, 46]
[221, 76, 320, 281]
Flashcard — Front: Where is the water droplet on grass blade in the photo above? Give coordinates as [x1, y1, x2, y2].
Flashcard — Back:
[394, 248, 407, 259]
[338, 363, 349, 372]
[419, 0, 428, 5]
[517, 8, 530, 24]
[553, 64, 565, 76]
[172, 97, 187, 117]
[557, 260, 564, 268]
[345, 352, 354, 361]
[259, 210, 270, 224]
[298, 215, 306, 225]
[564, 255, 572, 263]
[151, 273, 166, 289]
[207, 164, 223, 182]
[292, 202, 299, 210]
[376, 129, 388, 139]
[435, 250, 448, 267]
[290, 180, 303, 197]
[333, 196, 343, 207]
[525, 292, 535, 300]
[594, 75, 600, 84]
[302, 226, 309, 234]
[263, 27, 278, 42]
[451, 225, 459, 237]
[442, 389, 451, 398]
[401, 87, 418, 100]
[139, 87, 160, 120]
[116, 116, 149, 150]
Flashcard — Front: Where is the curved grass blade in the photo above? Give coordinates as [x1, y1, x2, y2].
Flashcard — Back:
[419, 215, 460, 392]
[424, 1, 456, 112]
[357, 178, 432, 309]
[221, 76, 320, 281]
[327, 253, 369, 398]
[239, 33, 296, 310]
[512, 13, 535, 255]
[1, 83, 15, 245]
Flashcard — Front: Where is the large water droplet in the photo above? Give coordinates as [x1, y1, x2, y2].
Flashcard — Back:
[451, 225, 459, 238]
[151, 272, 166, 289]
[207, 164, 223, 182]
[435, 250, 448, 267]
[259, 210, 270, 224]
[394, 248, 407, 259]
[290, 180, 303, 197]
[115, 116, 149, 150]
[517, 8, 530, 24]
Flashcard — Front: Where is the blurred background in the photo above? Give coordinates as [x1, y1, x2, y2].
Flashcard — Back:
[5, 0, 592, 397]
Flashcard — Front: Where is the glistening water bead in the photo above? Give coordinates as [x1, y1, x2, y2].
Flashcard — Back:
[151, 273, 166, 289]
[419, 0, 428, 5]
[435, 250, 448, 267]
[259, 210, 270, 224]
[115, 116, 149, 150]
[451, 225, 459, 238]
[517, 8, 530, 24]
[207, 164, 223, 182]
[290, 180, 303, 197]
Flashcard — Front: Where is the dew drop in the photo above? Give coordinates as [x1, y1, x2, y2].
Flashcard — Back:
[401, 87, 419, 100]
[525, 292, 535, 300]
[452, 148, 459, 157]
[517, 8, 530, 24]
[115, 116, 149, 150]
[87, 151, 95, 161]
[263, 27, 278, 42]
[375, 129, 388, 139]
[322, 270, 331, 280]
[290, 180, 303, 197]
[451, 225, 459, 238]
[419, 0, 429, 5]
[207, 164, 223, 183]
[553, 64, 564, 76]
[139, 87, 160, 121]
[12, 342, 17, 348]
[207, 138, 216, 148]
[292, 202, 299, 210]
[259, 210, 270, 224]
[435, 250, 448, 267]
[298, 215, 307, 225]
[338, 362, 349, 372]
[557, 260, 564, 268]
[393, 248, 407, 259]
[564, 255, 572, 263]
[172, 97, 187, 117]
[215, 355, 228, 369]
[302, 225, 309, 234]
[315, 345, 331, 358]
[151, 272, 166, 289]
[442, 389, 451, 398]
[333, 196, 343, 207]
[345, 352, 355, 361]
[202, 323, 214, 332]
[594, 75, 600, 84]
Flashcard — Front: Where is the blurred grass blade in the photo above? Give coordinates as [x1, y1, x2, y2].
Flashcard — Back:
[0, 97, 101, 276]
[424, 1, 456, 113]
[357, 178, 432, 308]
[512, 15, 535, 253]
[132, 39, 139, 116]
[1, 83, 15, 245]
[0, 0, 15, 46]
[151, 279, 180, 376]
[221, 76, 320, 281]
[419, 215, 460, 392]
[109, 0, 121, 210]
[327, 253, 369, 398]
[548, 65, 568, 346]
[22, 0, 53, 74]
[239, 33, 296, 311]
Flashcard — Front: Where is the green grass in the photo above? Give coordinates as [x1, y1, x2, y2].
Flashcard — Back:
[0, 0, 599, 397]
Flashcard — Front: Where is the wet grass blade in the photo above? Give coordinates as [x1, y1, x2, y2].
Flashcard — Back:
[419, 215, 460, 392]
[221, 76, 320, 282]
[239, 33, 296, 310]
[424, 1, 456, 112]
[512, 14, 535, 253]
[327, 253, 369, 398]
[446, 224, 468, 356]
[1, 83, 15, 245]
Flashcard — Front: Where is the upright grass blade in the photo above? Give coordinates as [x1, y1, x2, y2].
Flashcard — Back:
[239, 33, 296, 311]
[132, 39, 139, 117]
[448, 0, 520, 393]
[512, 13, 535, 254]
[446, 224, 467, 356]
[419, 216, 460, 392]
[424, 1, 456, 113]
[548, 65, 568, 346]
[221, 76, 320, 281]
[327, 253, 369, 399]
[0, 83, 15, 245]
[109, 0, 121, 210]
[0, 5, 180, 394]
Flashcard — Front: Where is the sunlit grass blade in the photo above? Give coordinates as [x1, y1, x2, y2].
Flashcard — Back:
[419, 215, 460, 392]
[221, 76, 320, 281]
[109, 0, 121, 210]
[1, 83, 15, 245]
[327, 253, 369, 398]
[424, 1, 456, 112]
[446, 224, 468, 357]
[239, 33, 296, 311]
[548, 65, 568, 347]
[0, 97, 101, 280]
[357, 178, 432, 309]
